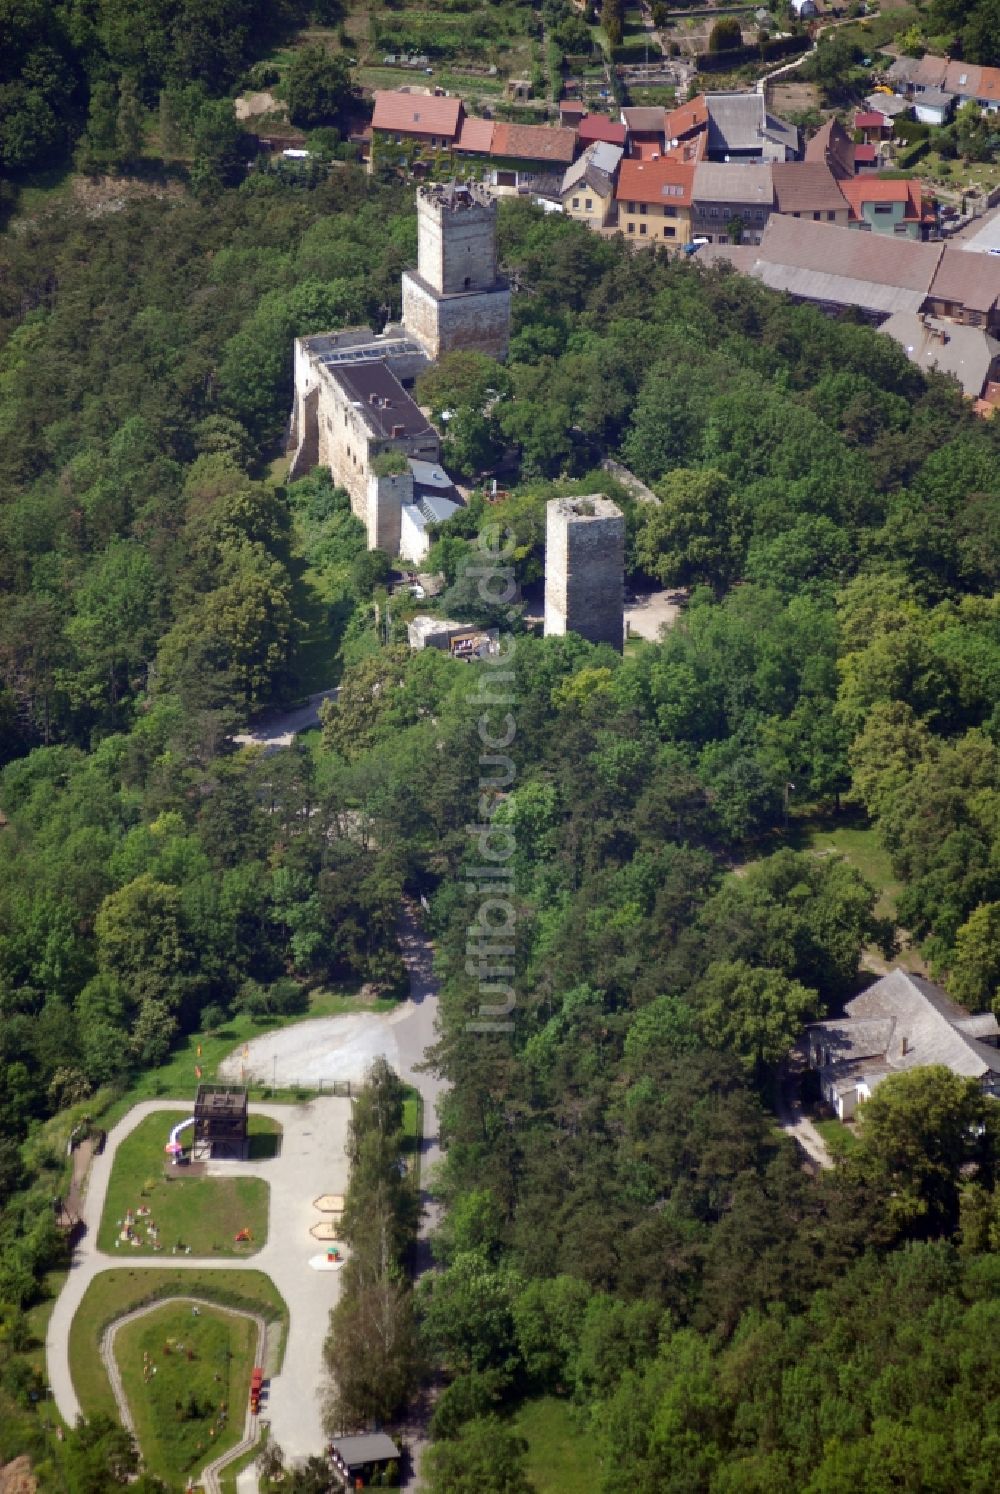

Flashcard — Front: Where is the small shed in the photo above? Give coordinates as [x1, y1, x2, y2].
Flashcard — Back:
[193, 1084, 249, 1161]
[914, 89, 955, 126]
[330, 1433, 401, 1488]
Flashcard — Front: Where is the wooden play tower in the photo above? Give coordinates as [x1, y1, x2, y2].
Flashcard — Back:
[193, 1083, 249, 1161]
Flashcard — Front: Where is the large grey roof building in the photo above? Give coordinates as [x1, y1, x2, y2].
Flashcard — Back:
[705, 92, 799, 161]
[807, 969, 1000, 1120]
[880, 311, 1000, 398]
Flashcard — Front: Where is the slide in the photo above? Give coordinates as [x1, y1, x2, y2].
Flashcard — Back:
[164, 1117, 195, 1157]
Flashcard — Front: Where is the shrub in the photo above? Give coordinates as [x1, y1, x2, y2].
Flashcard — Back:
[371, 450, 410, 477]
[708, 16, 743, 53]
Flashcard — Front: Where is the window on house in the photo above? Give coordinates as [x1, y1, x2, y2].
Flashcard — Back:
[813, 211, 821, 220]
[827, 211, 835, 220]
[627, 222, 635, 233]
[639, 202, 647, 214]
[664, 205, 676, 217]
[585, 198, 593, 210]
[572, 197, 580, 208]
[664, 226, 675, 238]
[639, 223, 647, 235]
[873, 203, 893, 215]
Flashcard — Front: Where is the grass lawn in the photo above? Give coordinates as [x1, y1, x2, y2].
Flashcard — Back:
[115, 1301, 256, 1487]
[514, 1396, 594, 1493]
[97, 1112, 278, 1257]
[797, 816, 900, 920]
[812, 1115, 860, 1157]
[70, 1268, 287, 1424]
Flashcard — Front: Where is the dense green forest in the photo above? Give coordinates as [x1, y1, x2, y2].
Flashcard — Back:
[4, 58, 1000, 1487]
[0, 1, 341, 173]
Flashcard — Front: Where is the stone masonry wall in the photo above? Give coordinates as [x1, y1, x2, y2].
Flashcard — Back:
[416, 186, 498, 294]
[402, 273, 511, 362]
[366, 470, 413, 555]
[544, 496, 625, 651]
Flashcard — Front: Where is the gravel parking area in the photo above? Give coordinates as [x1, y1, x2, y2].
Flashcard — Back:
[625, 587, 688, 642]
[218, 1011, 407, 1088]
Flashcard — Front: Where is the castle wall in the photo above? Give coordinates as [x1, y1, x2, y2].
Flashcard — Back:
[544, 497, 625, 651]
[402, 273, 511, 362]
[367, 470, 413, 555]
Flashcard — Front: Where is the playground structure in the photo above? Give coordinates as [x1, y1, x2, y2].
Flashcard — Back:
[164, 1116, 195, 1163]
[193, 1084, 249, 1161]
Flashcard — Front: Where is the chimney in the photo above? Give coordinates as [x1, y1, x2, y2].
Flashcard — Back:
[369, 392, 379, 405]
[391, 423, 405, 438]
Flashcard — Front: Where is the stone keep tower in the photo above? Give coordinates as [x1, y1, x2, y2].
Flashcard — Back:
[402, 183, 511, 362]
[544, 496, 625, 651]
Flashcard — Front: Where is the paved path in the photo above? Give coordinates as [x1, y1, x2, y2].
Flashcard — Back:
[233, 688, 339, 752]
[97, 1294, 266, 1492]
[46, 1097, 352, 1467]
[775, 1081, 834, 1171]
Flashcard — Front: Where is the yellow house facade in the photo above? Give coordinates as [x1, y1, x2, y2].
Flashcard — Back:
[616, 157, 694, 246]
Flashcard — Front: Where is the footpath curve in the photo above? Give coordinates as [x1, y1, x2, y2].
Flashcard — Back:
[46, 1096, 354, 1464]
[97, 1294, 266, 1492]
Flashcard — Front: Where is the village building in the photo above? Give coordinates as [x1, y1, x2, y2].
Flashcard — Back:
[488, 121, 578, 190]
[690, 161, 774, 245]
[914, 88, 955, 127]
[453, 114, 495, 160]
[804, 117, 864, 180]
[562, 142, 623, 229]
[695, 216, 1000, 400]
[838, 176, 933, 239]
[925, 246, 1000, 332]
[879, 311, 1000, 401]
[772, 161, 850, 225]
[621, 104, 667, 159]
[665, 95, 710, 152]
[888, 53, 1000, 114]
[616, 156, 694, 244]
[370, 89, 464, 169]
[855, 108, 891, 144]
[703, 92, 799, 162]
[806, 969, 1000, 1121]
[577, 112, 628, 150]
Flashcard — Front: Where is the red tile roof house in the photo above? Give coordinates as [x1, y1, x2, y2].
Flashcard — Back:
[615, 157, 695, 246]
[370, 91, 464, 168]
[665, 95, 709, 147]
[577, 113, 628, 148]
[804, 117, 857, 179]
[838, 176, 935, 240]
[488, 122, 578, 189]
[855, 110, 890, 143]
[621, 106, 665, 159]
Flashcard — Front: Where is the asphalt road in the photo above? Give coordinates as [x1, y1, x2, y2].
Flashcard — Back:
[232, 688, 339, 752]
